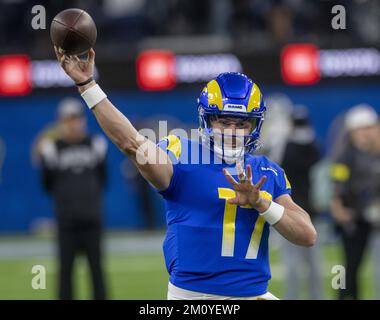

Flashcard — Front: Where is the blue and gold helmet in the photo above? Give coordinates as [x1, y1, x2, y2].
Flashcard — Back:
[197, 72, 266, 158]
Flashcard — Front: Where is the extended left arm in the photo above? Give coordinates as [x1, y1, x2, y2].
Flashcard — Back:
[269, 194, 317, 247]
[223, 163, 317, 247]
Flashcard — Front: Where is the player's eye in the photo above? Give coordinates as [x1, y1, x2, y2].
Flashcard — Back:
[220, 120, 231, 125]
[236, 121, 250, 128]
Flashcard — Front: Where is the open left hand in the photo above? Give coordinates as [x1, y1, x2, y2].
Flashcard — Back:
[223, 162, 269, 212]
[54, 46, 95, 84]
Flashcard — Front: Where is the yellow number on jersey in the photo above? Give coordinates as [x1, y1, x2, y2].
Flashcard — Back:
[218, 188, 272, 259]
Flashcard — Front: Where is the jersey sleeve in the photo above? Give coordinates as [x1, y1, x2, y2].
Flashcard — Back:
[259, 156, 292, 200]
[273, 166, 292, 200]
[155, 135, 183, 200]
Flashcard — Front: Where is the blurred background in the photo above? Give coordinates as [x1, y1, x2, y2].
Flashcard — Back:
[1, 0, 380, 300]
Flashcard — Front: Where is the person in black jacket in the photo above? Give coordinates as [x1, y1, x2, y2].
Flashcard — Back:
[279, 106, 322, 299]
[39, 98, 108, 300]
[331, 104, 380, 300]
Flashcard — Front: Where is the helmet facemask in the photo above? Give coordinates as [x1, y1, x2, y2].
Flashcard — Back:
[199, 108, 264, 163]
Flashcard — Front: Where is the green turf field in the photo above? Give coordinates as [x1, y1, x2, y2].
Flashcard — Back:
[0, 236, 376, 300]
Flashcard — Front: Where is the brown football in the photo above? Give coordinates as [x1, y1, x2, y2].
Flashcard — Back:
[50, 8, 97, 56]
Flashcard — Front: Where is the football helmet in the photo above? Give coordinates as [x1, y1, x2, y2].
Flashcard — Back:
[197, 72, 266, 162]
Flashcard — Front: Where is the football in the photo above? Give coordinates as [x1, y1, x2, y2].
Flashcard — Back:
[50, 8, 97, 56]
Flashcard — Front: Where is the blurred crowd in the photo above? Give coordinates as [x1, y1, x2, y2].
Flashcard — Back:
[261, 94, 380, 300]
[2, 0, 380, 56]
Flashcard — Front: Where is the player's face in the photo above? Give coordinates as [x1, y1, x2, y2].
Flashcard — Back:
[60, 116, 87, 142]
[210, 116, 255, 149]
[210, 116, 254, 134]
[350, 124, 379, 152]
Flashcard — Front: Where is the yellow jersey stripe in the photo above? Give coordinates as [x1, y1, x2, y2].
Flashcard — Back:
[218, 188, 237, 257]
[165, 135, 182, 160]
[284, 173, 291, 190]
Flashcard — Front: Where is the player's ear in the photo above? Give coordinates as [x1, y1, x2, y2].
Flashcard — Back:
[88, 48, 95, 63]
[54, 46, 60, 59]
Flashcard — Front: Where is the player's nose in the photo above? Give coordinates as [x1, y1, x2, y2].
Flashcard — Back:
[223, 123, 238, 131]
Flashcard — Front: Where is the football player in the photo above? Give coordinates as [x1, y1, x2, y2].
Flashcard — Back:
[55, 48, 317, 300]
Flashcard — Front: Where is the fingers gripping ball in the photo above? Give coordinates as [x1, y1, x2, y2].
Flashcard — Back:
[50, 8, 97, 56]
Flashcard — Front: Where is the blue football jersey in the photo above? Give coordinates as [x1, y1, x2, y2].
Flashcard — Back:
[156, 135, 292, 297]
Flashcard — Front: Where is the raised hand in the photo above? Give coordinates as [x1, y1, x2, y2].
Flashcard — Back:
[54, 46, 95, 84]
[223, 162, 269, 212]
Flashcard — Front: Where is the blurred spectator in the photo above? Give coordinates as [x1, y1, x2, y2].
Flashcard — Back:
[0, 0, 31, 48]
[261, 97, 323, 299]
[266, 2, 294, 44]
[99, 0, 146, 43]
[330, 104, 380, 300]
[31, 122, 61, 168]
[209, 0, 231, 34]
[352, 0, 380, 44]
[38, 98, 108, 300]
[260, 93, 293, 162]
[3, 0, 378, 55]
[279, 106, 322, 299]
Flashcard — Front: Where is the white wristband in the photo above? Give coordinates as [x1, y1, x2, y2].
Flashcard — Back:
[259, 201, 284, 225]
[81, 84, 107, 109]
